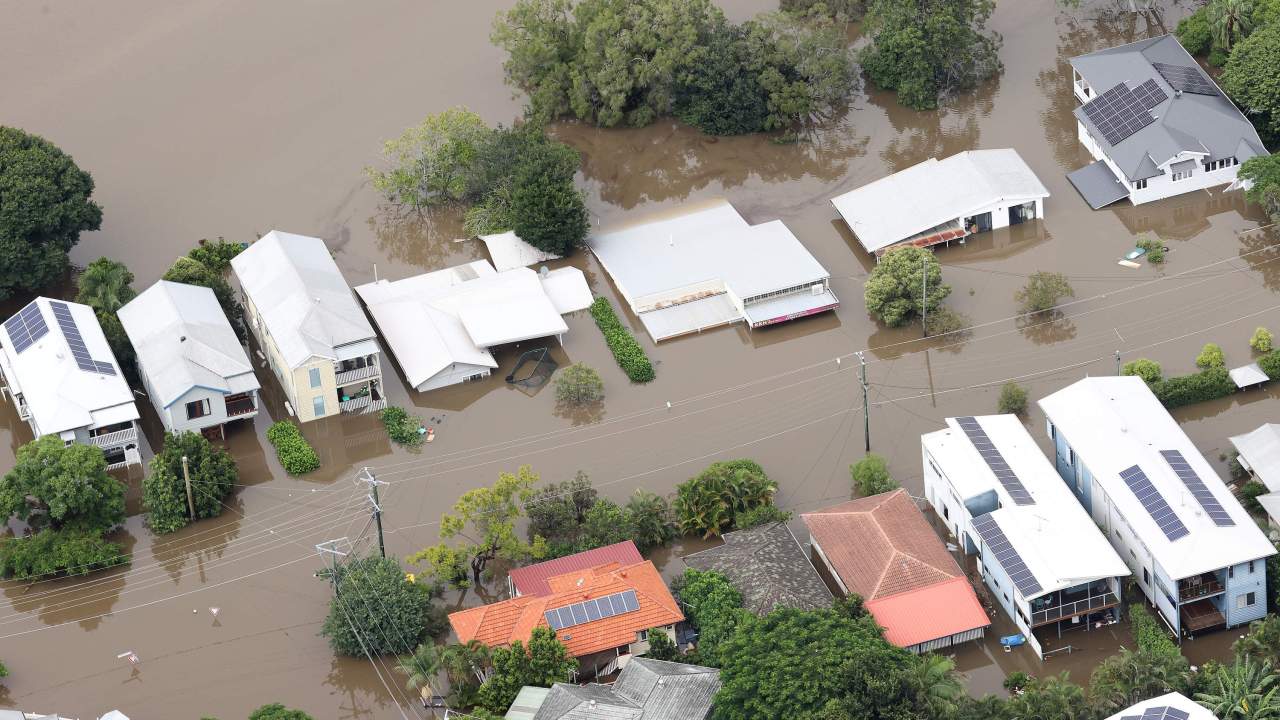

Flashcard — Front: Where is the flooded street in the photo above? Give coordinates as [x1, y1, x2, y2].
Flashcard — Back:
[3, 0, 1279, 716]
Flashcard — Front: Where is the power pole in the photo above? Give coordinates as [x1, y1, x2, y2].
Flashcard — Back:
[921, 254, 929, 338]
[181, 455, 195, 521]
[857, 351, 870, 452]
[358, 467, 388, 559]
[315, 538, 351, 590]
[1115, 350, 1122, 375]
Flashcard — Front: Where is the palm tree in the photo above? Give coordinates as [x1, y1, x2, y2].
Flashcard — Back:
[908, 653, 964, 717]
[1089, 648, 1187, 715]
[1196, 657, 1280, 719]
[1236, 616, 1280, 669]
[1208, 0, 1256, 51]
[396, 643, 443, 696]
[76, 257, 136, 314]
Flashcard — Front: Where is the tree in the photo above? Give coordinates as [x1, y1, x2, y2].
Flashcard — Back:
[1209, 0, 1256, 51]
[0, 435, 124, 532]
[907, 654, 964, 719]
[525, 471, 597, 555]
[863, 246, 951, 327]
[577, 498, 633, 550]
[1179, 6, 1215, 55]
[510, 152, 589, 256]
[1122, 358, 1163, 384]
[833, 594, 868, 620]
[381, 406, 425, 447]
[674, 568, 747, 668]
[477, 627, 575, 713]
[1253, 327, 1274, 353]
[76, 257, 136, 314]
[734, 505, 793, 530]
[673, 459, 778, 538]
[998, 382, 1028, 415]
[1196, 657, 1280, 719]
[554, 363, 603, 405]
[626, 490, 675, 552]
[0, 659, 6, 678]
[0, 127, 103, 300]
[96, 308, 136, 378]
[859, 0, 1001, 111]
[367, 108, 490, 207]
[248, 705, 314, 720]
[1016, 271, 1074, 313]
[646, 628, 679, 661]
[1197, 342, 1227, 369]
[851, 454, 897, 497]
[187, 237, 244, 274]
[1235, 615, 1280, 669]
[674, 21, 771, 135]
[1005, 674, 1089, 720]
[745, 11, 858, 132]
[439, 640, 494, 706]
[143, 431, 238, 534]
[1089, 648, 1189, 716]
[320, 555, 439, 656]
[1222, 25, 1280, 147]
[397, 643, 443, 698]
[411, 466, 543, 587]
[1240, 155, 1280, 224]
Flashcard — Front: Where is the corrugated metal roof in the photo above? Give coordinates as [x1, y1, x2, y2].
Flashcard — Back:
[865, 576, 989, 648]
[532, 659, 720, 720]
[1230, 423, 1280, 492]
[510, 542, 643, 597]
[1067, 160, 1130, 209]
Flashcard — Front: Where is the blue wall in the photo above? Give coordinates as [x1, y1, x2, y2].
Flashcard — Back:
[1225, 559, 1268, 628]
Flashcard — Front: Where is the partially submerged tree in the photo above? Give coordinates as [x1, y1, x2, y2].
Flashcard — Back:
[76, 257, 136, 314]
[997, 382, 1028, 415]
[851, 453, 898, 497]
[1239, 154, 1280, 224]
[1196, 342, 1227, 369]
[321, 555, 441, 656]
[554, 363, 603, 405]
[1252, 327, 1274, 353]
[248, 705, 314, 720]
[673, 459, 778, 538]
[1222, 25, 1280, 148]
[1016, 271, 1074, 314]
[143, 431, 239, 534]
[476, 627, 575, 713]
[864, 246, 950, 327]
[1122, 358, 1163, 384]
[367, 108, 491, 208]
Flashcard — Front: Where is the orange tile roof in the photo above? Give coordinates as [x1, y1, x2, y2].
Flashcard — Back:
[865, 576, 990, 648]
[448, 560, 684, 659]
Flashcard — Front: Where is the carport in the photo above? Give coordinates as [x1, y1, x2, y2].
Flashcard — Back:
[1067, 160, 1130, 209]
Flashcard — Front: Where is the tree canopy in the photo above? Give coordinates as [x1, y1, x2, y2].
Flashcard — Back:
[248, 704, 314, 720]
[864, 246, 951, 327]
[0, 127, 103, 299]
[673, 459, 778, 538]
[0, 435, 124, 532]
[851, 453, 898, 496]
[143, 431, 239, 534]
[320, 555, 443, 656]
[1222, 24, 1280, 148]
[76, 257, 136, 314]
[524, 473, 674, 558]
[477, 626, 576, 713]
[674, 568, 748, 668]
[1240, 154, 1280, 223]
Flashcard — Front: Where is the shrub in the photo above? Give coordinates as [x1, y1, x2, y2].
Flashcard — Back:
[735, 505, 793, 530]
[1261, 350, 1280, 380]
[589, 297, 655, 383]
[0, 659, 6, 678]
[626, 490, 676, 552]
[249, 705, 314, 720]
[1121, 358, 1163, 384]
[1196, 342, 1226, 369]
[673, 568, 747, 667]
[1130, 604, 1179, 658]
[1177, 6, 1213, 55]
[0, 528, 126, 580]
[864, 246, 950, 327]
[320, 555, 439, 656]
[1150, 367, 1236, 409]
[381, 406, 425, 447]
[144, 431, 239, 534]
[1137, 234, 1165, 263]
[266, 421, 320, 475]
[645, 627, 679, 660]
[923, 306, 970, 337]
[1243, 481, 1268, 514]
[554, 363, 604, 405]
[998, 382, 1028, 415]
[1253, 327, 1274, 354]
[851, 453, 897, 497]
[673, 460, 777, 538]
[1004, 671, 1032, 693]
[187, 237, 244, 274]
[1015, 271, 1074, 313]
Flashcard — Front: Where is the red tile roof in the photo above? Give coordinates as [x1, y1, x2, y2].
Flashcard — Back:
[865, 576, 989, 648]
[508, 541, 643, 597]
[449, 560, 684, 659]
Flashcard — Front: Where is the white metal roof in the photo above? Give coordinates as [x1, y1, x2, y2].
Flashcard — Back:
[831, 149, 1050, 254]
[478, 231, 561, 272]
[589, 199, 829, 303]
[923, 414, 1130, 598]
[1230, 362, 1268, 388]
[0, 297, 139, 436]
[1040, 376, 1275, 580]
[230, 230, 376, 370]
[1104, 692, 1214, 720]
[1230, 423, 1280, 493]
[118, 281, 259, 408]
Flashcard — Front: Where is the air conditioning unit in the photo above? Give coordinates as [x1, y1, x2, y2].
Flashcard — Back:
[811, 283, 824, 295]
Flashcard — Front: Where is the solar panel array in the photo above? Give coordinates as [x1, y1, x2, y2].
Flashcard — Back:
[543, 589, 639, 631]
[1133, 78, 1170, 109]
[1152, 62, 1219, 96]
[49, 301, 116, 376]
[972, 513, 1043, 597]
[2, 302, 50, 354]
[955, 417, 1035, 505]
[1120, 705, 1192, 720]
[1119, 465, 1189, 541]
[1160, 449, 1235, 527]
[1081, 82, 1160, 145]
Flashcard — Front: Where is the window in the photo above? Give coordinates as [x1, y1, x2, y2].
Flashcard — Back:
[1229, 565, 1235, 579]
[309, 368, 321, 388]
[1239, 592, 1257, 609]
[943, 505, 950, 520]
[312, 396, 326, 417]
[1143, 568, 1150, 586]
[1134, 178, 1148, 190]
[636, 629, 649, 642]
[1204, 157, 1238, 172]
[186, 398, 211, 420]
[1172, 170, 1190, 182]
[1250, 560, 1256, 574]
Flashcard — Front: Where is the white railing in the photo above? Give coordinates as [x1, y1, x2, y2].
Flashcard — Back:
[339, 395, 387, 414]
[336, 364, 380, 386]
[90, 426, 137, 449]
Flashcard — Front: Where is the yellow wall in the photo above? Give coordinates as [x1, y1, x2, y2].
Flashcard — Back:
[291, 359, 337, 422]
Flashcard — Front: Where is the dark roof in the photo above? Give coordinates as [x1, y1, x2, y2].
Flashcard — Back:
[510, 541, 643, 597]
[1070, 35, 1268, 182]
[1067, 160, 1130, 209]
[681, 522, 833, 615]
[532, 658, 721, 720]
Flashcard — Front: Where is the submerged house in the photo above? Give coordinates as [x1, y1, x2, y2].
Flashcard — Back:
[1067, 34, 1269, 209]
[1041, 376, 1275, 637]
[517, 657, 721, 720]
[0, 298, 141, 469]
[1230, 423, 1280, 527]
[231, 231, 384, 422]
[508, 541, 643, 598]
[681, 521, 833, 615]
[923, 415, 1131, 657]
[831, 149, 1049, 256]
[118, 280, 260, 437]
[353, 260, 591, 393]
[588, 199, 838, 343]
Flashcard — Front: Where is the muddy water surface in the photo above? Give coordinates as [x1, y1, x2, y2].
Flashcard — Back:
[4, 0, 1278, 717]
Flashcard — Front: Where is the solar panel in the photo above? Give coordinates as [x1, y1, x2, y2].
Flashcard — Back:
[1081, 82, 1159, 146]
[1159, 449, 1235, 527]
[1119, 465, 1190, 541]
[1133, 78, 1170, 110]
[955, 417, 1035, 505]
[1151, 62, 1219, 96]
[1130, 707, 1190, 720]
[47, 301, 116, 376]
[972, 513, 1043, 597]
[543, 590, 640, 633]
[2, 301, 51, 354]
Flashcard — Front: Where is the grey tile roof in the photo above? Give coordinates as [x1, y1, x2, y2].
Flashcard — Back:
[532, 658, 720, 720]
[1070, 35, 1268, 182]
[681, 522, 833, 615]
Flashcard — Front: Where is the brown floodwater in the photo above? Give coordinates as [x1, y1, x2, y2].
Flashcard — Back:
[4, 0, 1278, 717]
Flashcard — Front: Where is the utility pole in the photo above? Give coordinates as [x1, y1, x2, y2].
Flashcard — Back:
[1115, 350, 1122, 375]
[315, 538, 351, 590]
[181, 455, 195, 521]
[358, 467, 388, 559]
[857, 351, 870, 452]
[921, 254, 929, 338]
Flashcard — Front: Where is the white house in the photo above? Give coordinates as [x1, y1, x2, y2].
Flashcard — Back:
[589, 199, 838, 342]
[0, 298, 141, 469]
[118, 280, 261, 437]
[353, 261, 592, 392]
[231, 231, 384, 422]
[1104, 692, 1215, 720]
[1040, 376, 1275, 637]
[1067, 34, 1269, 208]
[831, 149, 1049, 256]
[1229, 423, 1280, 528]
[922, 415, 1130, 657]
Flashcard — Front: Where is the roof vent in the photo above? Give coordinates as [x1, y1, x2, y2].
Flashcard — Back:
[179, 336, 187, 342]
[589, 700, 596, 707]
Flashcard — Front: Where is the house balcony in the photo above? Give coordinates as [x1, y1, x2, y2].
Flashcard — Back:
[1030, 591, 1120, 627]
[339, 394, 387, 415]
[336, 364, 380, 386]
[15, 401, 30, 420]
[90, 426, 137, 450]
[224, 394, 258, 418]
[1179, 574, 1225, 603]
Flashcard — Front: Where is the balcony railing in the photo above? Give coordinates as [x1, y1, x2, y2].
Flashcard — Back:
[339, 395, 387, 414]
[225, 397, 257, 417]
[1031, 592, 1119, 627]
[90, 426, 137, 450]
[336, 364, 380, 386]
[1180, 578, 1225, 602]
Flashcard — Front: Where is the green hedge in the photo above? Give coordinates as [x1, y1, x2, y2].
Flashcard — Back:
[0, 528, 127, 580]
[1149, 367, 1235, 409]
[588, 297, 655, 383]
[267, 421, 320, 475]
[1260, 350, 1280, 381]
[1129, 604, 1179, 658]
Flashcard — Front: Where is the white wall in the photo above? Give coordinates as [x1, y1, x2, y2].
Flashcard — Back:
[418, 363, 492, 392]
[1076, 120, 1246, 206]
[164, 386, 231, 434]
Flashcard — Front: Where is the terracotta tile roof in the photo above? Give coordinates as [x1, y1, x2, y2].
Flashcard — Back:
[801, 489, 963, 601]
[865, 576, 990, 648]
[509, 541, 643, 597]
[449, 561, 684, 659]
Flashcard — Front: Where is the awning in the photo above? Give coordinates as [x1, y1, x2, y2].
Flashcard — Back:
[1067, 161, 1130, 209]
[637, 293, 741, 342]
[1230, 362, 1268, 389]
[743, 289, 840, 328]
[1170, 159, 1198, 174]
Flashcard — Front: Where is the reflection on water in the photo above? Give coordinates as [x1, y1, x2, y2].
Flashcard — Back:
[1, 529, 136, 632]
[1019, 310, 1079, 346]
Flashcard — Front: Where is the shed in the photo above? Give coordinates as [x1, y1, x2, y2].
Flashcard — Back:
[480, 231, 561, 272]
[1230, 362, 1268, 389]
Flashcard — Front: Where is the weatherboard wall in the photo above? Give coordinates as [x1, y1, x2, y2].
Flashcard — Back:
[1224, 560, 1267, 628]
